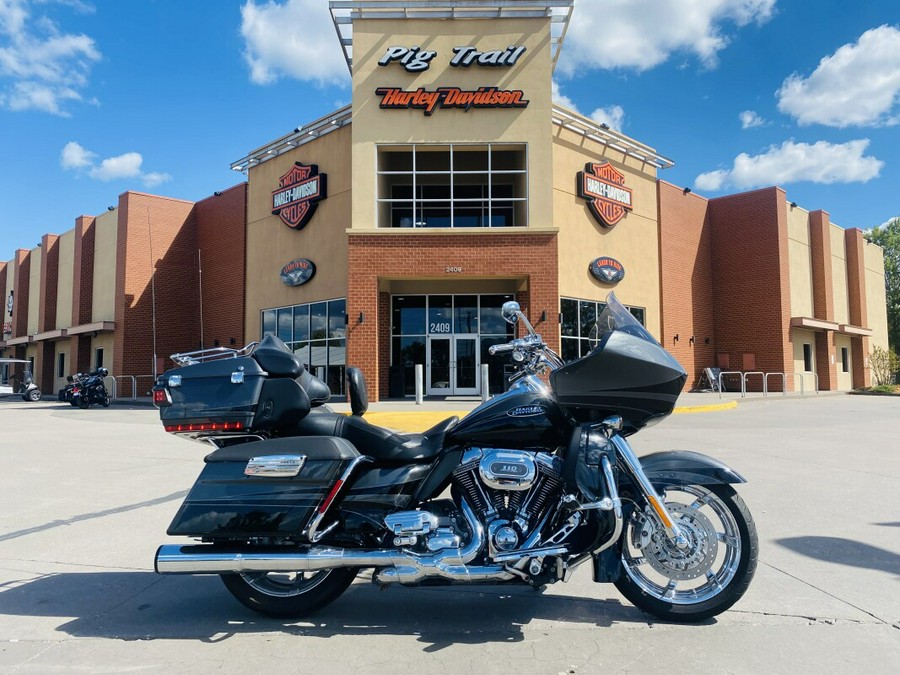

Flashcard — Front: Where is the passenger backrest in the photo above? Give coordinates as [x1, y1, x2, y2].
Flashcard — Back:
[253, 334, 304, 377]
[346, 367, 368, 416]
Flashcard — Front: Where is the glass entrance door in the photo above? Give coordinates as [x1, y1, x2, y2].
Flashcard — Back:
[426, 335, 480, 395]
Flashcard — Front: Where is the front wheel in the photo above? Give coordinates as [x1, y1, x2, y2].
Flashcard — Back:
[220, 567, 357, 618]
[614, 483, 757, 622]
[27, 388, 42, 402]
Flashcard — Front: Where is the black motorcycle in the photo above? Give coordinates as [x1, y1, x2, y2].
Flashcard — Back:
[72, 368, 110, 408]
[152, 293, 757, 622]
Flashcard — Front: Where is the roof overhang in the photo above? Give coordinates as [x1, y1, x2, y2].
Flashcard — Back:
[552, 105, 675, 170]
[790, 317, 840, 332]
[33, 328, 68, 341]
[839, 324, 873, 337]
[329, 0, 574, 73]
[68, 321, 115, 336]
[5, 335, 33, 345]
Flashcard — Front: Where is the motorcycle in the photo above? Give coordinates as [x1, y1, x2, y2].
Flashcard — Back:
[72, 368, 110, 408]
[152, 293, 757, 622]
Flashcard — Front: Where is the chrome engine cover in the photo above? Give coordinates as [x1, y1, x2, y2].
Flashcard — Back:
[478, 449, 537, 491]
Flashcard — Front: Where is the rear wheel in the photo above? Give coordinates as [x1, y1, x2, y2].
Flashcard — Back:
[27, 388, 42, 402]
[101, 395, 110, 407]
[78, 395, 90, 409]
[614, 483, 757, 622]
[220, 567, 357, 618]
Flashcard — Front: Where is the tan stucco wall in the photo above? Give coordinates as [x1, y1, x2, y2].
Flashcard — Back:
[791, 328, 816, 392]
[245, 125, 352, 343]
[834, 333, 853, 390]
[864, 241, 888, 350]
[56, 230, 75, 329]
[92, 210, 118, 322]
[350, 17, 553, 230]
[27, 246, 41, 335]
[92, 333, 115, 372]
[552, 124, 661, 338]
[787, 206, 813, 318]
[830, 224, 848, 325]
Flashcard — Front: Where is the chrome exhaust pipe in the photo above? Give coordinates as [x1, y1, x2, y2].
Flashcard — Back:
[155, 500, 514, 584]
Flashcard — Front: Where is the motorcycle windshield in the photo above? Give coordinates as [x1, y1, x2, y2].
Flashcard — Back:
[595, 292, 660, 346]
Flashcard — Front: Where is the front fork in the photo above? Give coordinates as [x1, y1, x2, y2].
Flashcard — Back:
[607, 433, 689, 549]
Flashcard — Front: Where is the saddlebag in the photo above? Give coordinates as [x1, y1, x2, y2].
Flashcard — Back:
[166, 436, 359, 538]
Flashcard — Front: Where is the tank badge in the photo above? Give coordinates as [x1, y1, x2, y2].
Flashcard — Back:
[507, 405, 546, 417]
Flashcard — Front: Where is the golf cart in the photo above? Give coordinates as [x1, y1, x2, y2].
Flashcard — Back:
[0, 358, 42, 401]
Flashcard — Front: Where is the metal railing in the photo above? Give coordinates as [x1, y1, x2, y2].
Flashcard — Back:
[113, 375, 136, 400]
[717, 370, 819, 398]
[135, 375, 156, 398]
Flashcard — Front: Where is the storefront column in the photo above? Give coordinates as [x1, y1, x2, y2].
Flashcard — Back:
[814, 331, 837, 391]
[852, 335, 870, 389]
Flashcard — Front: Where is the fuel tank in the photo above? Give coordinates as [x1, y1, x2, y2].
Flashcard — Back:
[446, 377, 568, 449]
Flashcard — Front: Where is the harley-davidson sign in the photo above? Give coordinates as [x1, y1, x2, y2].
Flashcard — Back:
[577, 162, 633, 228]
[375, 86, 529, 116]
[272, 162, 327, 230]
[589, 257, 625, 284]
[280, 258, 316, 287]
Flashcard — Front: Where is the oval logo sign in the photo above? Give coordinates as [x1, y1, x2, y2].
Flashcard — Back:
[280, 258, 316, 286]
[589, 257, 625, 284]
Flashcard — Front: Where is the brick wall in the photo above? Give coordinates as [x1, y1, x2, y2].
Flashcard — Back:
[347, 233, 559, 400]
[808, 210, 837, 389]
[114, 192, 198, 379]
[657, 181, 716, 389]
[12, 249, 30, 338]
[194, 183, 247, 349]
[37, 234, 60, 391]
[707, 187, 793, 391]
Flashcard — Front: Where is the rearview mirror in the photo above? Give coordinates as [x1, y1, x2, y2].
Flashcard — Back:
[501, 301, 520, 325]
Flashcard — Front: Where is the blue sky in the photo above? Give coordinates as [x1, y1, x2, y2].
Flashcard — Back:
[1, 0, 898, 251]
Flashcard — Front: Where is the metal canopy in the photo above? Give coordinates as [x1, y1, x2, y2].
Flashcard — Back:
[329, 0, 574, 72]
[552, 106, 675, 170]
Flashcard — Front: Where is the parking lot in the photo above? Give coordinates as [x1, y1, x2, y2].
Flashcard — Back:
[0, 395, 898, 674]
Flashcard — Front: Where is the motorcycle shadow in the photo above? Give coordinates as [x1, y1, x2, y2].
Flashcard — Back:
[0, 570, 669, 646]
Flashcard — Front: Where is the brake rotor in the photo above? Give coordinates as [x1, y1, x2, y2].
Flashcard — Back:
[635, 503, 719, 580]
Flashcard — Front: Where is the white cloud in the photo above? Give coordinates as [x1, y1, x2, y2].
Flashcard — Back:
[739, 110, 766, 128]
[559, 0, 775, 74]
[60, 140, 95, 168]
[240, 0, 348, 87]
[590, 105, 625, 132]
[694, 139, 883, 191]
[60, 142, 172, 187]
[552, 81, 626, 131]
[777, 25, 900, 128]
[0, 0, 100, 115]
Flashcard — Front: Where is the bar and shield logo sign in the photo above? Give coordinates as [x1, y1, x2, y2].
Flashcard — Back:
[272, 162, 327, 230]
[577, 162, 633, 228]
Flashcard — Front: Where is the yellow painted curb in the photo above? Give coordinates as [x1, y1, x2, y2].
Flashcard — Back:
[362, 400, 736, 432]
[673, 400, 737, 414]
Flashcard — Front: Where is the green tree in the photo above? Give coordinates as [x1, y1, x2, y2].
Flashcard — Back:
[864, 217, 900, 350]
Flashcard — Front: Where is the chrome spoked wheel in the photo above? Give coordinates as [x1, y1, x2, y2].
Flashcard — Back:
[615, 483, 757, 622]
[241, 570, 332, 598]
[220, 566, 357, 618]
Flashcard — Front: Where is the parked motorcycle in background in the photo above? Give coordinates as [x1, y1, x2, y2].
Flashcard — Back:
[71, 368, 110, 408]
[152, 293, 758, 623]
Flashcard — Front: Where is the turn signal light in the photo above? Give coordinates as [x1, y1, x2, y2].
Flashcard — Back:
[164, 421, 245, 433]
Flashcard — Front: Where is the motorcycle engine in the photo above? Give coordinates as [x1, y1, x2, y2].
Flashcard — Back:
[452, 448, 564, 557]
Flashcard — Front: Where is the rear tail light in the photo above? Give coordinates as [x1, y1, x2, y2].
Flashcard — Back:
[153, 388, 172, 407]
[164, 421, 245, 433]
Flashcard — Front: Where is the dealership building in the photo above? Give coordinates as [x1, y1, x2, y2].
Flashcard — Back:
[1, 0, 889, 400]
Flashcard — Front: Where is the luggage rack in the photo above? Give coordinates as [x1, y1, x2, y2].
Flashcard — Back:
[170, 342, 259, 367]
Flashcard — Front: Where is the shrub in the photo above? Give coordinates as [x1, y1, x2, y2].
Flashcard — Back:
[869, 346, 899, 386]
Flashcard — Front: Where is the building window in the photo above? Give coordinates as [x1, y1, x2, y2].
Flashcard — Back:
[841, 347, 849, 373]
[57, 352, 65, 378]
[803, 343, 813, 372]
[560, 297, 646, 362]
[261, 299, 347, 395]
[95, 348, 104, 369]
[376, 144, 527, 228]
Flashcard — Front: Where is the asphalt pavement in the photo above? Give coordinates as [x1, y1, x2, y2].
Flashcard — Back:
[0, 394, 897, 674]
